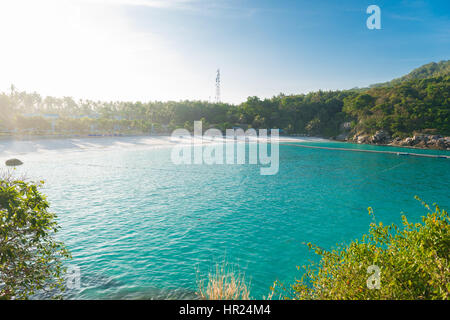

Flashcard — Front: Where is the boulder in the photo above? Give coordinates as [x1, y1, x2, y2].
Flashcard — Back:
[436, 138, 446, 149]
[370, 130, 390, 144]
[404, 137, 414, 146]
[5, 158, 23, 167]
[352, 132, 450, 150]
[356, 135, 370, 144]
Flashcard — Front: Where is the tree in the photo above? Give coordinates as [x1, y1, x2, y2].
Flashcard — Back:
[1, 61, 448, 139]
[0, 176, 70, 299]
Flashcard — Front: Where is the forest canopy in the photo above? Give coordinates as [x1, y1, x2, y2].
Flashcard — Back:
[0, 60, 448, 138]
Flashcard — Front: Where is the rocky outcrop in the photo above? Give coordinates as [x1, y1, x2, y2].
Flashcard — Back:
[370, 130, 391, 144]
[355, 134, 370, 144]
[347, 132, 450, 150]
[351, 130, 390, 145]
[389, 135, 450, 150]
[5, 158, 23, 166]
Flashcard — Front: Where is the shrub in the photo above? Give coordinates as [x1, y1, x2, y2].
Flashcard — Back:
[0, 177, 70, 299]
[286, 198, 449, 300]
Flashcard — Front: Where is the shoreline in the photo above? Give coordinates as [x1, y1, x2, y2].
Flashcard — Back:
[0, 133, 448, 152]
[0, 132, 331, 143]
[0, 134, 329, 161]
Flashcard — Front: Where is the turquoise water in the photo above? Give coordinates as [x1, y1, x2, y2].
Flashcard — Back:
[8, 139, 450, 299]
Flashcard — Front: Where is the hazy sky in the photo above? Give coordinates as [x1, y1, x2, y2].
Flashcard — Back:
[0, 0, 448, 104]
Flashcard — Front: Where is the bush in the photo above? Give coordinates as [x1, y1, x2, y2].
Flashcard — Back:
[286, 198, 449, 300]
[0, 176, 70, 299]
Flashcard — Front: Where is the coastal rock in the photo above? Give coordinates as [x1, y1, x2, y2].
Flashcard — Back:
[370, 130, 390, 144]
[390, 134, 450, 150]
[391, 137, 402, 144]
[436, 138, 446, 148]
[350, 132, 450, 150]
[353, 134, 371, 144]
[5, 158, 23, 166]
[352, 130, 391, 145]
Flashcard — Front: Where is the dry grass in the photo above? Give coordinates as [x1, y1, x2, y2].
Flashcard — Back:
[197, 263, 251, 300]
[0, 169, 27, 182]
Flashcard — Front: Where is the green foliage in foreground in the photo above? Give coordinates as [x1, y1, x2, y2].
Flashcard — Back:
[0, 177, 70, 299]
[277, 198, 450, 300]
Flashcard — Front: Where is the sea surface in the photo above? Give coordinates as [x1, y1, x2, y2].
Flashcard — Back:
[2, 137, 449, 299]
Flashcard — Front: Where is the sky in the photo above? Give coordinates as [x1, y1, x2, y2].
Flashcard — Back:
[0, 0, 448, 104]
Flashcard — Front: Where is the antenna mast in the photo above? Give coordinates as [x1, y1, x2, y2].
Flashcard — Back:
[215, 69, 221, 103]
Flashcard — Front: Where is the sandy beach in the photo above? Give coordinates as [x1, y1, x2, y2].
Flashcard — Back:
[0, 135, 328, 163]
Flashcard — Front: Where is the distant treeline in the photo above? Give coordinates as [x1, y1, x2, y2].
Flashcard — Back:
[1, 61, 449, 138]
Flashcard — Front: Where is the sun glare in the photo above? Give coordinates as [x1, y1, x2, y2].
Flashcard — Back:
[0, 0, 196, 102]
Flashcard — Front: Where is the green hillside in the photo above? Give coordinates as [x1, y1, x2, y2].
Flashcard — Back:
[371, 60, 450, 88]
